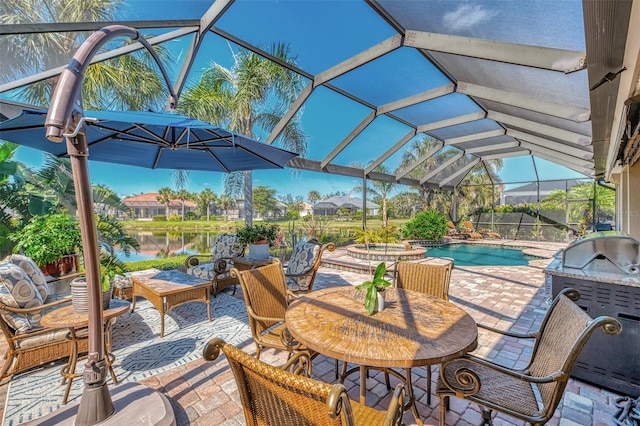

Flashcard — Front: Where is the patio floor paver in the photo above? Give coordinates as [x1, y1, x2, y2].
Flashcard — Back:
[0, 240, 624, 425]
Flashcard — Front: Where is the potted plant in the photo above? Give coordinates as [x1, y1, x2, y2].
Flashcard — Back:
[236, 223, 280, 259]
[8, 212, 82, 276]
[401, 210, 449, 243]
[71, 214, 140, 312]
[355, 262, 392, 315]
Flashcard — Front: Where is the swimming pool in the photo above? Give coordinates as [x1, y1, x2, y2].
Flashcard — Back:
[426, 244, 536, 266]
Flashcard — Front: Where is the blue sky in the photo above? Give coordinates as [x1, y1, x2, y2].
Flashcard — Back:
[9, 0, 588, 200]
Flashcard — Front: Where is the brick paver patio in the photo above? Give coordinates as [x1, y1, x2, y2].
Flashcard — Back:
[0, 241, 624, 425]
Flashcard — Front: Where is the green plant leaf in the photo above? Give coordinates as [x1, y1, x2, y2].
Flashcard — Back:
[364, 285, 377, 315]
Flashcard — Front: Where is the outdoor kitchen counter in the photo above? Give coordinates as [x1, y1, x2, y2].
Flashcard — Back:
[545, 257, 640, 288]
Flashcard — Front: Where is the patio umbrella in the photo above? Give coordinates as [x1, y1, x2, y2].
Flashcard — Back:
[0, 108, 299, 172]
[0, 23, 300, 426]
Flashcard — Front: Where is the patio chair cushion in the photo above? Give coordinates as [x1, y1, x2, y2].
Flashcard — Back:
[285, 241, 320, 291]
[211, 234, 243, 261]
[0, 262, 45, 332]
[111, 268, 163, 290]
[187, 263, 232, 282]
[15, 327, 75, 349]
[3, 254, 48, 300]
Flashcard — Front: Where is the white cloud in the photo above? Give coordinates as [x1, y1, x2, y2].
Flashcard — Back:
[443, 4, 497, 32]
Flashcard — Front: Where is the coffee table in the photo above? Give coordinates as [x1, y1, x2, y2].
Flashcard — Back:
[41, 300, 130, 404]
[130, 269, 211, 337]
[285, 287, 478, 424]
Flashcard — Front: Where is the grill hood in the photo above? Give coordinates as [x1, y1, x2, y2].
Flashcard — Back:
[561, 231, 640, 275]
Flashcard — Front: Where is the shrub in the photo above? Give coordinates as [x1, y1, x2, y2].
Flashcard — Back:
[402, 210, 448, 241]
[355, 226, 399, 243]
[152, 215, 166, 221]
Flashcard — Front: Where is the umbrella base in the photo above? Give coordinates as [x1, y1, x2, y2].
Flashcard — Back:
[24, 383, 175, 426]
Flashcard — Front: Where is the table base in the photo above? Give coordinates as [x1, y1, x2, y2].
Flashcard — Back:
[340, 364, 423, 426]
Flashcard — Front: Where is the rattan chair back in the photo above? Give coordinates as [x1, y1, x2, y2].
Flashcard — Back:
[203, 338, 405, 426]
[232, 259, 290, 353]
[395, 259, 453, 301]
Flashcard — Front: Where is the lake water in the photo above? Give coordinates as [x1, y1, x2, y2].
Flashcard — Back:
[119, 231, 217, 261]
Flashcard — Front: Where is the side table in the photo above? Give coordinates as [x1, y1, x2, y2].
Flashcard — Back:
[41, 300, 129, 404]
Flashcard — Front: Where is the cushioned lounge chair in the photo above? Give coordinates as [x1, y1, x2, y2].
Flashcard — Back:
[0, 254, 88, 380]
[463, 220, 501, 239]
[436, 288, 622, 426]
[460, 220, 483, 239]
[203, 337, 406, 426]
[185, 233, 245, 297]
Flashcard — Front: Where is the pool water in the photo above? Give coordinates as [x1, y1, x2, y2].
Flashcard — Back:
[426, 244, 534, 266]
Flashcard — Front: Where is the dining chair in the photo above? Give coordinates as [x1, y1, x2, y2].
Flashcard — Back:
[203, 337, 406, 426]
[285, 239, 336, 296]
[231, 259, 300, 360]
[390, 258, 454, 405]
[436, 288, 622, 426]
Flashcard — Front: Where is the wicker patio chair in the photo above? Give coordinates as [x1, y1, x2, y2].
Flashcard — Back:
[185, 233, 245, 297]
[231, 259, 301, 360]
[203, 337, 406, 426]
[0, 256, 88, 380]
[387, 258, 454, 405]
[285, 240, 336, 297]
[436, 288, 622, 426]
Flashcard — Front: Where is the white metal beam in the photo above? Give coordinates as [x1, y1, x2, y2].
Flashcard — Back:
[417, 111, 485, 133]
[0, 27, 197, 94]
[266, 82, 313, 144]
[314, 35, 402, 86]
[366, 130, 417, 174]
[465, 141, 520, 154]
[480, 151, 528, 160]
[457, 82, 590, 122]
[420, 152, 464, 184]
[444, 129, 505, 145]
[321, 111, 376, 168]
[396, 141, 443, 180]
[404, 30, 586, 73]
[173, 0, 231, 97]
[377, 84, 454, 115]
[487, 110, 591, 146]
[506, 129, 593, 159]
[530, 152, 594, 177]
[439, 158, 480, 187]
[521, 142, 594, 168]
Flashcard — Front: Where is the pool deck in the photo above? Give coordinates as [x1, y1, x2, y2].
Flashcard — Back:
[0, 239, 625, 426]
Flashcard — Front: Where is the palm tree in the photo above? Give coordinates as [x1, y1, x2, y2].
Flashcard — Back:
[397, 136, 443, 212]
[307, 190, 321, 218]
[175, 189, 191, 221]
[1, 0, 170, 110]
[351, 164, 396, 227]
[179, 43, 306, 226]
[196, 188, 217, 221]
[156, 187, 174, 220]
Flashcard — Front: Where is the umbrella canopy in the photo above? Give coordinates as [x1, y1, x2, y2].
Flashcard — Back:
[0, 109, 298, 172]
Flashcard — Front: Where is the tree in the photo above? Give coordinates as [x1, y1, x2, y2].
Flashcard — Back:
[307, 190, 321, 218]
[196, 188, 217, 220]
[156, 187, 174, 220]
[175, 189, 192, 221]
[217, 194, 236, 221]
[351, 164, 396, 227]
[253, 186, 278, 218]
[397, 136, 445, 212]
[1, 0, 170, 110]
[179, 43, 307, 227]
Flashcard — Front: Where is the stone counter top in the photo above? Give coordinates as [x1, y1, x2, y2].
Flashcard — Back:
[544, 258, 640, 288]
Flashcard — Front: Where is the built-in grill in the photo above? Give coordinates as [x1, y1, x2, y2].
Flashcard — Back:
[546, 231, 640, 397]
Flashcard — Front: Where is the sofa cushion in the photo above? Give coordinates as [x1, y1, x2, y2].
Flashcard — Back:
[15, 327, 74, 349]
[3, 254, 49, 300]
[0, 263, 45, 332]
[187, 263, 232, 281]
[211, 234, 244, 261]
[285, 242, 320, 291]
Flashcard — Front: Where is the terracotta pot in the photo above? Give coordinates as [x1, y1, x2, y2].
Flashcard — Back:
[39, 254, 78, 277]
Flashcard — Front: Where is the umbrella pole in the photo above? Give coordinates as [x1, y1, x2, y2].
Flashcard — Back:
[66, 131, 114, 425]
